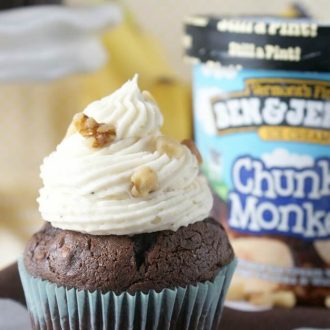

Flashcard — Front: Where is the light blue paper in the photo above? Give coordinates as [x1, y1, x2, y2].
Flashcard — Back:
[19, 258, 237, 330]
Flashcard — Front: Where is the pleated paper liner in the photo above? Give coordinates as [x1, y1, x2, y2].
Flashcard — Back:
[19, 258, 237, 330]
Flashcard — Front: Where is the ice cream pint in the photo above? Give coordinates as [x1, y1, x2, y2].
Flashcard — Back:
[184, 16, 330, 307]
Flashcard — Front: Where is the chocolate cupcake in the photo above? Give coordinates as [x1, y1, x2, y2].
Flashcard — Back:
[19, 76, 236, 330]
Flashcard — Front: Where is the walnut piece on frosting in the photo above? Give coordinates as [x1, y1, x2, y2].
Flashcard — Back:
[181, 139, 203, 164]
[72, 112, 116, 148]
[131, 166, 158, 197]
[156, 136, 184, 158]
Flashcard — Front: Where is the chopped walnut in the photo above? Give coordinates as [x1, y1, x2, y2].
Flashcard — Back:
[248, 292, 273, 307]
[85, 117, 97, 132]
[131, 166, 158, 197]
[248, 290, 296, 308]
[181, 139, 203, 164]
[97, 123, 114, 134]
[271, 291, 296, 308]
[72, 112, 116, 148]
[156, 136, 183, 158]
[325, 296, 330, 308]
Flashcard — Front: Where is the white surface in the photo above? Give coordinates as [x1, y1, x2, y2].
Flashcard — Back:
[0, 299, 31, 330]
[0, 4, 121, 82]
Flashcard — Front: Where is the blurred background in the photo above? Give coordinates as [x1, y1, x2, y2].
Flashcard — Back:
[0, 0, 328, 270]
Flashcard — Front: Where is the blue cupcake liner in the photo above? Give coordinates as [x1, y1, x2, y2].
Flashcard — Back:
[19, 258, 236, 330]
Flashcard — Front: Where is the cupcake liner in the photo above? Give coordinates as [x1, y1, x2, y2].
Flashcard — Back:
[19, 258, 237, 330]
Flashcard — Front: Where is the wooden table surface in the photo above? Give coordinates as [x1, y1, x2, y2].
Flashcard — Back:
[1, 263, 329, 330]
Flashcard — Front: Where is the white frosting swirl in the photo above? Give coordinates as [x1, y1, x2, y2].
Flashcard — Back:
[38, 76, 213, 235]
[83, 76, 163, 139]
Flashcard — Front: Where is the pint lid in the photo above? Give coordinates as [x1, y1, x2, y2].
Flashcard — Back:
[184, 16, 330, 72]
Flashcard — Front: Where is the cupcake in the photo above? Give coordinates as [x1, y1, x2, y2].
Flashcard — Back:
[19, 76, 236, 330]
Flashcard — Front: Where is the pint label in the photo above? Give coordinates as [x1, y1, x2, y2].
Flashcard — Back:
[193, 65, 330, 304]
